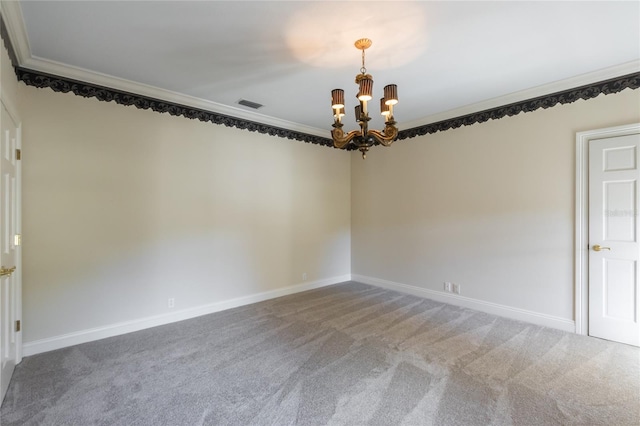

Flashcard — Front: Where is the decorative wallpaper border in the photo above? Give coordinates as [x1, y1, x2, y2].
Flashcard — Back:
[15, 67, 334, 147]
[397, 72, 640, 140]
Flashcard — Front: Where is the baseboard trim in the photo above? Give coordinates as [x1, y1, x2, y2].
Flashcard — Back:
[23, 274, 351, 357]
[352, 274, 575, 332]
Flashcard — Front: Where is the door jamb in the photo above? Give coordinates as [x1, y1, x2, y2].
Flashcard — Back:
[575, 122, 640, 336]
[0, 96, 22, 364]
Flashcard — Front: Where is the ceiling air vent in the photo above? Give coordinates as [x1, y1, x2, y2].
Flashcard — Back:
[238, 99, 264, 110]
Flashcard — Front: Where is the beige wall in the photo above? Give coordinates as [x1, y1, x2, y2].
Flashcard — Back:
[1, 45, 19, 103]
[9, 33, 640, 345]
[352, 89, 640, 322]
[19, 84, 351, 343]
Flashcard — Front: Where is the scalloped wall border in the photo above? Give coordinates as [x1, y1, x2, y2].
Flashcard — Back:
[15, 67, 334, 147]
[16, 65, 639, 148]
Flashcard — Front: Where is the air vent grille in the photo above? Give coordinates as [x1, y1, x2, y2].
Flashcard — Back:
[238, 99, 264, 109]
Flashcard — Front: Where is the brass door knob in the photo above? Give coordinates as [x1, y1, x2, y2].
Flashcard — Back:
[592, 244, 611, 252]
[0, 266, 16, 276]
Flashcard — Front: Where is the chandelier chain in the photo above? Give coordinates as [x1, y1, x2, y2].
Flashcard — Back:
[360, 49, 366, 74]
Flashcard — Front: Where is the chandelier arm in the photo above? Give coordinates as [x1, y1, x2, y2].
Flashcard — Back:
[332, 127, 362, 149]
[366, 122, 399, 147]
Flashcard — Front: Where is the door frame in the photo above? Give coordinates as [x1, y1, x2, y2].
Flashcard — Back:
[575, 122, 640, 336]
[0, 94, 23, 365]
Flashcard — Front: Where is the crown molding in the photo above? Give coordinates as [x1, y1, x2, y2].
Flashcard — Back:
[14, 59, 640, 148]
[22, 55, 329, 139]
[399, 60, 640, 132]
[397, 68, 640, 140]
[0, 0, 30, 65]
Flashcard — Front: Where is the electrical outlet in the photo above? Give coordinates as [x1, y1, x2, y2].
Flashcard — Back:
[302, 273, 307, 281]
[452, 283, 460, 294]
[168, 298, 175, 308]
[444, 282, 452, 292]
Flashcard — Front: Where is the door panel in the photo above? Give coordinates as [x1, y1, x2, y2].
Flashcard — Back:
[603, 180, 636, 241]
[588, 133, 640, 346]
[603, 258, 635, 320]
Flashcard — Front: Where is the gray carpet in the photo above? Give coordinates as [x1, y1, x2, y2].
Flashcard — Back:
[1, 282, 638, 425]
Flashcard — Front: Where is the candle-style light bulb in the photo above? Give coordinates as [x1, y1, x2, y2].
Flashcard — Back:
[380, 98, 390, 117]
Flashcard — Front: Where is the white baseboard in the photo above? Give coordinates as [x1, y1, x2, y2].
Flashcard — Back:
[23, 274, 575, 356]
[352, 274, 575, 332]
[23, 274, 351, 357]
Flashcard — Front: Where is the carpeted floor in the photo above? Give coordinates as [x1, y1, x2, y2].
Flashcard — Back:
[1, 282, 638, 425]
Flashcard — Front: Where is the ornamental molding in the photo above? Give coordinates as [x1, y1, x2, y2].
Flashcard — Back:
[16, 67, 334, 147]
[17, 66, 638, 149]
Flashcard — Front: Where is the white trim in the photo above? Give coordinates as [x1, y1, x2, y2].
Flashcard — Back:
[15, 119, 21, 364]
[0, 1, 30, 65]
[0, 92, 23, 366]
[399, 60, 640, 131]
[23, 274, 351, 356]
[352, 274, 575, 332]
[574, 123, 640, 336]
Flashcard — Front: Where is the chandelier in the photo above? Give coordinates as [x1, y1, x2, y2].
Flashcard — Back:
[330, 38, 398, 159]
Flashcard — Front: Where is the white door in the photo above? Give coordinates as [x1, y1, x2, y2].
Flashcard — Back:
[0, 101, 21, 402]
[588, 133, 640, 346]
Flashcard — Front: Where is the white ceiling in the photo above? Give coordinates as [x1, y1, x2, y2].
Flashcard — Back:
[8, 1, 640, 136]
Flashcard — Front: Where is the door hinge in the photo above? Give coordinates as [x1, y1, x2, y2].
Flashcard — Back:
[14, 234, 21, 246]
[15, 320, 20, 332]
[15, 149, 21, 160]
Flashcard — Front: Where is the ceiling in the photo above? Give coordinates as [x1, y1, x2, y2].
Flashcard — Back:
[5, 1, 640, 137]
